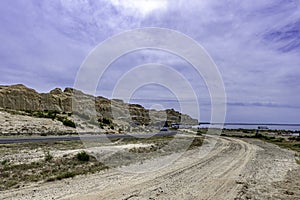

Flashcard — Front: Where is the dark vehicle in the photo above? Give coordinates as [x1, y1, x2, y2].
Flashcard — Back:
[160, 127, 168, 131]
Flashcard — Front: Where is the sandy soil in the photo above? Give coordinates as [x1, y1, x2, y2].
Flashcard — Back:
[0, 110, 156, 135]
[1, 136, 299, 200]
[0, 143, 154, 165]
[0, 110, 76, 135]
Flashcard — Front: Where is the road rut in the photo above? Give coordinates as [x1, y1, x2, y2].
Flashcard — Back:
[1, 136, 298, 200]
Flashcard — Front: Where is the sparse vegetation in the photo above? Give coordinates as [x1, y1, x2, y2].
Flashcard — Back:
[54, 171, 76, 180]
[0, 134, 205, 191]
[35, 110, 59, 120]
[295, 153, 300, 165]
[221, 132, 300, 153]
[21, 109, 77, 128]
[102, 117, 112, 125]
[96, 117, 119, 130]
[0, 151, 108, 190]
[1, 159, 10, 165]
[98, 117, 114, 128]
[76, 151, 90, 162]
[196, 129, 207, 135]
[61, 118, 76, 128]
[289, 136, 300, 141]
[44, 151, 53, 162]
[129, 145, 158, 153]
[188, 137, 204, 149]
[0, 140, 84, 152]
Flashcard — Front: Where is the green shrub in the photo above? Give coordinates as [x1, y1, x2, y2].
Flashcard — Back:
[289, 137, 300, 141]
[188, 137, 203, 149]
[36, 111, 46, 118]
[103, 118, 111, 124]
[196, 130, 202, 136]
[62, 118, 76, 128]
[293, 144, 300, 148]
[5, 180, 18, 188]
[1, 159, 10, 165]
[56, 172, 75, 180]
[273, 138, 284, 142]
[56, 116, 65, 122]
[44, 151, 53, 162]
[24, 110, 33, 114]
[242, 129, 253, 134]
[76, 151, 90, 162]
[46, 110, 59, 119]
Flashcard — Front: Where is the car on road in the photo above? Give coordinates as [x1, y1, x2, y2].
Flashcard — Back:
[160, 127, 168, 131]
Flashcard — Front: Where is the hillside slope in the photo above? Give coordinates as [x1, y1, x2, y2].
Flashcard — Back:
[0, 84, 198, 134]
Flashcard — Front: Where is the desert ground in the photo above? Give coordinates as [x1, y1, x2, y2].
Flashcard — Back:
[1, 133, 299, 200]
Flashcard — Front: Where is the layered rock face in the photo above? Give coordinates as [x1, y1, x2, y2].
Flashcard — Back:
[0, 84, 73, 112]
[0, 84, 198, 127]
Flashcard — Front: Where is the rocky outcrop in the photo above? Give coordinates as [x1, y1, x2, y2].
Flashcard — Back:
[0, 84, 198, 128]
[0, 84, 73, 112]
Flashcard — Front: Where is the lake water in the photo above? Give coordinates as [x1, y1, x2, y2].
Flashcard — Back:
[195, 124, 300, 131]
[224, 125, 300, 131]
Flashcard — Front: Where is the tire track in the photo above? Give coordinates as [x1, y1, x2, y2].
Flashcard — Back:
[73, 136, 257, 200]
[5, 135, 296, 200]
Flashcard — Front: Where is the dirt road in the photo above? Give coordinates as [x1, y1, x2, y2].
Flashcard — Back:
[1, 136, 299, 200]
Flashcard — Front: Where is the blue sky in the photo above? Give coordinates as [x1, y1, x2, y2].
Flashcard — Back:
[1, 0, 300, 123]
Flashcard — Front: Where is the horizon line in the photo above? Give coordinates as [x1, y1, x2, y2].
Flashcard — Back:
[199, 122, 300, 126]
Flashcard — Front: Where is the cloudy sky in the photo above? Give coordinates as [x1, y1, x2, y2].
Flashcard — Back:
[1, 0, 300, 123]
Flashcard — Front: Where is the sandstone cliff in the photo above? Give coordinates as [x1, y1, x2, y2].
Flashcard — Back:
[0, 84, 198, 134]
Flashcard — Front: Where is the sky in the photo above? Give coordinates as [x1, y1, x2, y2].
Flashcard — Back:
[0, 0, 300, 123]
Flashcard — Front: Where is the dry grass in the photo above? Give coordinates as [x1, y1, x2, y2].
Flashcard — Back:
[0, 151, 108, 190]
[221, 130, 300, 166]
[0, 135, 204, 190]
[295, 153, 300, 165]
[0, 140, 84, 152]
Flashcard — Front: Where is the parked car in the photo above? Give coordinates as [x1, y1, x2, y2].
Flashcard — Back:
[160, 127, 168, 131]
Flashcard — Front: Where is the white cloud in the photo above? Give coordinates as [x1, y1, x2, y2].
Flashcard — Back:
[1, 0, 300, 122]
[111, 0, 168, 16]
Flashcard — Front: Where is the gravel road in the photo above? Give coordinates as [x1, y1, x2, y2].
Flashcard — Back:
[1, 136, 299, 200]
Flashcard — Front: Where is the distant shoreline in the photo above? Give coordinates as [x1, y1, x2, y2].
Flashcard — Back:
[195, 124, 300, 131]
[199, 122, 300, 126]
